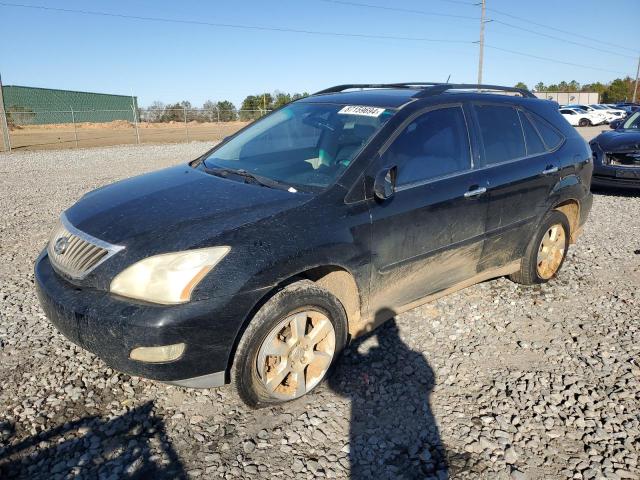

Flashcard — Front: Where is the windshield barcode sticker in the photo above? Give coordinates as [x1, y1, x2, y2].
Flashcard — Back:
[338, 105, 386, 117]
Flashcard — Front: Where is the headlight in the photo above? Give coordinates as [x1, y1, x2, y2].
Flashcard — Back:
[110, 247, 230, 304]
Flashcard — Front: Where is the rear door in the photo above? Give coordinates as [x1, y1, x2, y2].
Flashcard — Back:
[368, 104, 489, 314]
[470, 103, 564, 271]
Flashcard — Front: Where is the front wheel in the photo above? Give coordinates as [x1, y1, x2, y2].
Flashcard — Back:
[578, 118, 589, 127]
[231, 280, 348, 408]
[510, 210, 570, 285]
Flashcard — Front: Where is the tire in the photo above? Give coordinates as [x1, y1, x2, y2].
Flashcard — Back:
[578, 118, 589, 127]
[231, 280, 348, 408]
[510, 210, 570, 285]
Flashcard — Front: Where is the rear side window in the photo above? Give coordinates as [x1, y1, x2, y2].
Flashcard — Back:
[530, 114, 564, 150]
[518, 111, 546, 156]
[382, 106, 471, 185]
[474, 104, 526, 164]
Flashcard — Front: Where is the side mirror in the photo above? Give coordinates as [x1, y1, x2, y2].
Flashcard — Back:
[609, 119, 622, 129]
[373, 166, 397, 200]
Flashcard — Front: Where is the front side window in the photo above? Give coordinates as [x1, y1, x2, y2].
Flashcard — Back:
[201, 103, 394, 189]
[474, 104, 526, 164]
[381, 106, 471, 186]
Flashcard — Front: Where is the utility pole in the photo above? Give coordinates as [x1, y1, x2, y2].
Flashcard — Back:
[633, 56, 640, 103]
[0, 73, 11, 152]
[477, 0, 486, 85]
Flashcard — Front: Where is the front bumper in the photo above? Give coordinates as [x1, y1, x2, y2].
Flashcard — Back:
[592, 174, 640, 189]
[35, 252, 268, 386]
[590, 145, 640, 190]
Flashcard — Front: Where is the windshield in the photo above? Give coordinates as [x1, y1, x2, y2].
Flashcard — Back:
[622, 112, 640, 129]
[201, 103, 394, 189]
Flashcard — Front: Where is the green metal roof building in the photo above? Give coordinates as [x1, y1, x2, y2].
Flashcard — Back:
[2, 85, 138, 124]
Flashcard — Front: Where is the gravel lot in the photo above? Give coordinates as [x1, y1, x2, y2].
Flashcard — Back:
[1, 128, 638, 480]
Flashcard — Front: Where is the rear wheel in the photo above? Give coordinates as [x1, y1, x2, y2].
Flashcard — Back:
[510, 210, 570, 285]
[231, 280, 348, 408]
[578, 118, 589, 127]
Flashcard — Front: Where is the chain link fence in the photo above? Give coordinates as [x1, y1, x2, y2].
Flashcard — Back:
[0, 107, 271, 152]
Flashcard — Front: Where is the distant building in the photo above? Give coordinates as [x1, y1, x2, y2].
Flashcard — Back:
[1, 85, 138, 124]
[534, 91, 599, 105]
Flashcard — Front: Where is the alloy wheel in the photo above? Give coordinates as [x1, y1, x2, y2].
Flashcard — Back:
[536, 223, 566, 279]
[256, 309, 336, 400]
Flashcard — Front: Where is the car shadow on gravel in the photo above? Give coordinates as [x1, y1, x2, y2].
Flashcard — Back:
[328, 311, 471, 479]
[0, 401, 186, 479]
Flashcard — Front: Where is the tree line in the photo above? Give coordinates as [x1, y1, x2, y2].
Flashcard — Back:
[514, 76, 638, 103]
[143, 77, 638, 124]
[143, 91, 309, 123]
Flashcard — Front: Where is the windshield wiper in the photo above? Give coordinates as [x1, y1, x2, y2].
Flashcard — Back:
[203, 166, 296, 192]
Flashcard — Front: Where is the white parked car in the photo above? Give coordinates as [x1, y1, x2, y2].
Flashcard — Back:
[559, 107, 601, 127]
[589, 104, 626, 120]
[563, 104, 608, 124]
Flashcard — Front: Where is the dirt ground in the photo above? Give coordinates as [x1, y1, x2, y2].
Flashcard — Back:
[4, 121, 250, 151]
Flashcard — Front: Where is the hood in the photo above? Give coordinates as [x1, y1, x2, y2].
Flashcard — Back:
[65, 164, 310, 245]
[593, 130, 640, 152]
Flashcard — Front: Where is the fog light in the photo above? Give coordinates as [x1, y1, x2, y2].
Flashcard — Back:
[129, 343, 185, 363]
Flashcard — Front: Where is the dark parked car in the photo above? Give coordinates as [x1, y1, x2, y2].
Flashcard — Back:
[615, 103, 640, 114]
[35, 83, 593, 407]
[590, 111, 640, 189]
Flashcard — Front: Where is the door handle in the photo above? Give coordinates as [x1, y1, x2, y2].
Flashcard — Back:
[464, 187, 487, 198]
[542, 166, 559, 175]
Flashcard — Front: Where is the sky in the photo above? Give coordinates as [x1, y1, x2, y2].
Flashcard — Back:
[0, 0, 638, 108]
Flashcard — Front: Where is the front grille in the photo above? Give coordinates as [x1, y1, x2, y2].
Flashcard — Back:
[606, 152, 640, 167]
[47, 214, 124, 280]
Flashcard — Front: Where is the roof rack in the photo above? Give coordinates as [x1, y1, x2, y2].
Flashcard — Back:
[313, 84, 412, 94]
[313, 83, 536, 99]
[415, 83, 536, 98]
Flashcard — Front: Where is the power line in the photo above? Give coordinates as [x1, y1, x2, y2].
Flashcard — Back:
[433, 0, 477, 5]
[0, 2, 474, 44]
[318, 0, 478, 20]
[317, 0, 636, 59]
[485, 6, 638, 54]
[490, 19, 637, 60]
[485, 45, 632, 76]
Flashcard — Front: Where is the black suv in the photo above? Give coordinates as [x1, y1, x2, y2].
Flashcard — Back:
[590, 111, 640, 189]
[35, 83, 593, 407]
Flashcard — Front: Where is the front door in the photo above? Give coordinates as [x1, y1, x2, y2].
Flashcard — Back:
[368, 104, 489, 316]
